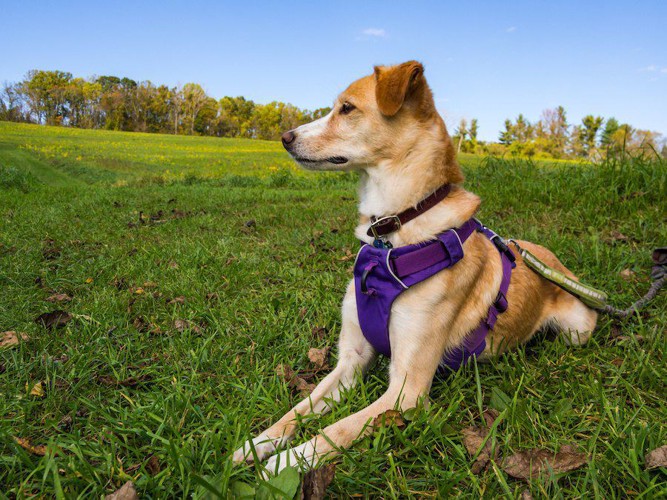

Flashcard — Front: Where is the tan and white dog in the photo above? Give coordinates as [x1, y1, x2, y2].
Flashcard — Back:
[233, 61, 597, 474]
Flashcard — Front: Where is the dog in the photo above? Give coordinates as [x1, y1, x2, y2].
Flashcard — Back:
[232, 61, 597, 475]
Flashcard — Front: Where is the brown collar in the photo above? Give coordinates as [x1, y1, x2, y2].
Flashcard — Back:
[367, 183, 452, 238]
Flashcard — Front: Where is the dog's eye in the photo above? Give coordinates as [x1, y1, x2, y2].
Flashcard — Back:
[340, 102, 356, 115]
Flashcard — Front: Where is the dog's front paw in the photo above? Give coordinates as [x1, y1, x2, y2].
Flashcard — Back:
[262, 442, 317, 479]
[232, 435, 280, 464]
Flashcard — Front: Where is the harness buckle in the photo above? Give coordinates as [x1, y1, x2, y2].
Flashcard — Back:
[369, 215, 402, 239]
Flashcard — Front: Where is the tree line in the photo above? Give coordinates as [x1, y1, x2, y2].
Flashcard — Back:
[1, 69, 664, 159]
[0, 70, 330, 140]
[454, 106, 665, 160]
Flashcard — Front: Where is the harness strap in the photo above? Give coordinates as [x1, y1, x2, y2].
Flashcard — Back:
[391, 219, 477, 277]
[439, 224, 515, 372]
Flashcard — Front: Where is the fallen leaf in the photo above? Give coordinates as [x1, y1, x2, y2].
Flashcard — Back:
[30, 381, 45, 397]
[96, 374, 152, 388]
[58, 415, 73, 431]
[145, 454, 161, 476]
[483, 408, 500, 428]
[85, 277, 94, 284]
[276, 364, 315, 396]
[113, 277, 128, 290]
[620, 269, 635, 280]
[46, 293, 72, 303]
[307, 347, 330, 371]
[501, 445, 587, 480]
[611, 358, 623, 366]
[205, 292, 219, 302]
[132, 316, 160, 334]
[521, 490, 534, 500]
[645, 445, 667, 470]
[462, 426, 496, 474]
[105, 481, 139, 500]
[14, 437, 47, 456]
[168, 261, 179, 269]
[1, 331, 29, 349]
[372, 410, 406, 429]
[609, 230, 628, 242]
[35, 310, 72, 330]
[311, 326, 328, 341]
[173, 319, 202, 334]
[338, 248, 355, 262]
[301, 463, 336, 500]
[167, 296, 186, 305]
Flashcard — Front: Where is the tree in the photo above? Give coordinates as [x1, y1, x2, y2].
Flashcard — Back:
[600, 117, 619, 147]
[455, 118, 468, 153]
[21, 70, 73, 125]
[499, 119, 514, 145]
[577, 115, 603, 158]
[0, 82, 25, 122]
[181, 83, 208, 135]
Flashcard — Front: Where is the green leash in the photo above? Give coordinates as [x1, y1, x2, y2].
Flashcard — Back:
[508, 240, 666, 318]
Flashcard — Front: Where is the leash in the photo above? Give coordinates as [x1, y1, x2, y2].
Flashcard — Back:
[509, 241, 666, 319]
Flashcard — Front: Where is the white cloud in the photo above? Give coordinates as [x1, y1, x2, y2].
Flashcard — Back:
[661, 68, 667, 74]
[506, 26, 516, 33]
[362, 28, 387, 38]
[640, 65, 657, 72]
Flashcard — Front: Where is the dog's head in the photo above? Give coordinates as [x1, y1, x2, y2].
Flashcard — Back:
[283, 61, 450, 171]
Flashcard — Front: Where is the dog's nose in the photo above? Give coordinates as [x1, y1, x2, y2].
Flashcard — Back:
[281, 130, 296, 148]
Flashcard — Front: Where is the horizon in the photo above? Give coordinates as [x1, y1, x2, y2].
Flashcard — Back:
[2, 0, 666, 142]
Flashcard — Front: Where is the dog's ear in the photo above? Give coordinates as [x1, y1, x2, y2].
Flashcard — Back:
[374, 61, 424, 117]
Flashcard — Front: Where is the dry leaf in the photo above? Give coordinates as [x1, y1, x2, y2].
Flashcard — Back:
[462, 426, 496, 474]
[146, 454, 161, 476]
[609, 230, 628, 242]
[620, 269, 635, 280]
[58, 415, 73, 431]
[1, 331, 29, 349]
[521, 490, 534, 500]
[96, 374, 152, 388]
[167, 296, 186, 305]
[372, 410, 406, 429]
[173, 319, 202, 334]
[14, 437, 47, 456]
[501, 445, 587, 480]
[30, 381, 45, 397]
[338, 248, 355, 262]
[85, 277, 94, 284]
[307, 347, 330, 371]
[483, 408, 500, 428]
[311, 326, 328, 340]
[46, 293, 72, 303]
[35, 310, 72, 330]
[645, 445, 667, 470]
[276, 364, 316, 396]
[301, 463, 336, 500]
[105, 481, 139, 500]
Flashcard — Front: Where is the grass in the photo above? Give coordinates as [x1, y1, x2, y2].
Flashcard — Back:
[0, 121, 666, 498]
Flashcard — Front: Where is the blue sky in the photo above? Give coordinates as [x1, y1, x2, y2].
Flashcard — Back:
[1, 0, 665, 141]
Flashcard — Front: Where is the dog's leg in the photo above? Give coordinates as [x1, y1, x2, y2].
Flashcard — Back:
[262, 302, 451, 475]
[233, 283, 375, 464]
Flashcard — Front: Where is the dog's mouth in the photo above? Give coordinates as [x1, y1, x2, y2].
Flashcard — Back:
[294, 156, 348, 165]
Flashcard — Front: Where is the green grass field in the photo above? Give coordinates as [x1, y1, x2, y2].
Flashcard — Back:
[1, 121, 666, 498]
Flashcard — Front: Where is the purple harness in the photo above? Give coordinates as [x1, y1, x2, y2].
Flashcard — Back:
[353, 219, 515, 373]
